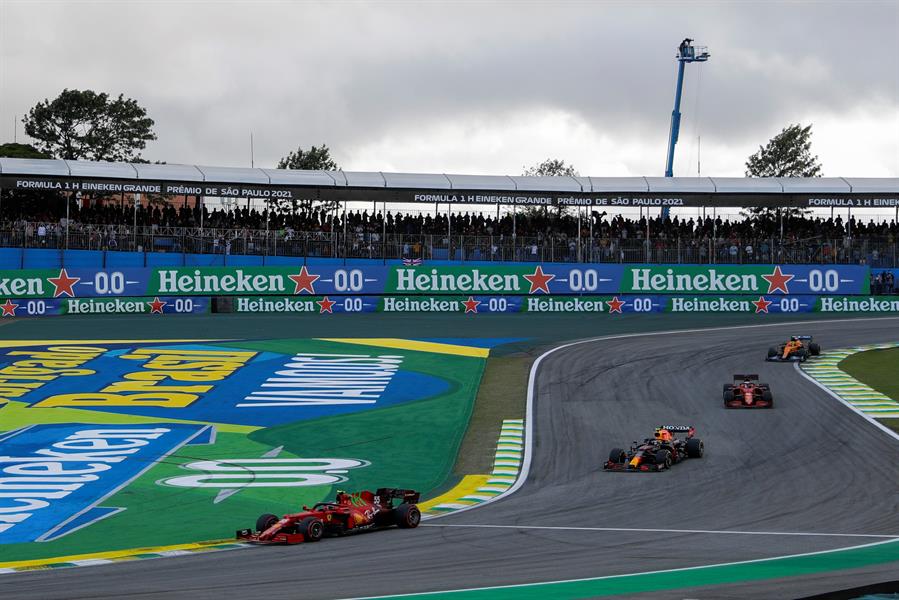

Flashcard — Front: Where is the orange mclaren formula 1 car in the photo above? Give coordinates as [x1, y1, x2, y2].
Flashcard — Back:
[766, 335, 821, 362]
[724, 374, 773, 408]
[604, 426, 704, 472]
[237, 488, 421, 544]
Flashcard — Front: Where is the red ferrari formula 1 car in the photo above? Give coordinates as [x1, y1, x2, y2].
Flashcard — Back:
[723, 374, 774, 409]
[237, 488, 421, 544]
[604, 426, 704, 472]
[766, 335, 821, 362]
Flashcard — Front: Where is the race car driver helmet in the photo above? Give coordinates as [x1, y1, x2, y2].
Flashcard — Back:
[743, 379, 753, 386]
[654, 428, 673, 442]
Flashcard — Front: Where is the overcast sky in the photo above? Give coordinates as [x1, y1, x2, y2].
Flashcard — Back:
[1, 0, 898, 179]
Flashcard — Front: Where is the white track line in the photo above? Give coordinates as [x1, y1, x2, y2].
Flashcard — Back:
[345, 538, 899, 600]
[422, 523, 899, 539]
[426, 315, 899, 521]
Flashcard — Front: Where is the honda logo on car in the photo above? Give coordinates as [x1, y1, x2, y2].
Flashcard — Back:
[0, 423, 211, 543]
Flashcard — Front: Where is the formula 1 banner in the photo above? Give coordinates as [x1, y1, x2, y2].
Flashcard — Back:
[0, 264, 870, 300]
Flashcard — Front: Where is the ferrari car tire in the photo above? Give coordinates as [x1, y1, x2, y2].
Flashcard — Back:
[655, 449, 671, 469]
[256, 513, 279, 532]
[767, 347, 778, 358]
[809, 343, 821, 356]
[762, 390, 773, 406]
[395, 503, 421, 529]
[297, 517, 324, 542]
[685, 438, 704, 458]
[723, 389, 734, 403]
[608, 448, 626, 464]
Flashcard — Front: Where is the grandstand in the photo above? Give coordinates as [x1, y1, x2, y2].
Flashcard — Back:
[1, 157, 897, 268]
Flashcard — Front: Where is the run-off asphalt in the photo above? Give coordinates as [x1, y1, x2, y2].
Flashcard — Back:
[2, 318, 898, 600]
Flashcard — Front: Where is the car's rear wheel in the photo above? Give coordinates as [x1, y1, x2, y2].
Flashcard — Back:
[297, 517, 324, 542]
[809, 342, 821, 356]
[767, 347, 778, 358]
[723, 389, 734, 404]
[608, 448, 626, 464]
[256, 513, 278, 532]
[394, 503, 421, 529]
[685, 438, 704, 458]
[655, 449, 671, 469]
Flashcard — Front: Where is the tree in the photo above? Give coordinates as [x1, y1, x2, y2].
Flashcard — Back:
[744, 123, 822, 220]
[23, 89, 156, 161]
[275, 144, 341, 215]
[0, 143, 51, 159]
[745, 124, 822, 178]
[521, 158, 579, 219]
[277, 144, 339, 171]
[522, 158, 578, 178]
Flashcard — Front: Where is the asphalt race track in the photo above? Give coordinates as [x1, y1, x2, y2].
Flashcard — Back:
[3, 317, 899, 599]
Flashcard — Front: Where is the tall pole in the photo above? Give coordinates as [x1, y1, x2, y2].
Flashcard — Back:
[447, 203, 452, 260]
[133, 193, 139, 249]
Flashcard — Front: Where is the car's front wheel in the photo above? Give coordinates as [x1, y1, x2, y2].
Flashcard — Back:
[297, 517, 324, 542]
[255, 513, 278, 532]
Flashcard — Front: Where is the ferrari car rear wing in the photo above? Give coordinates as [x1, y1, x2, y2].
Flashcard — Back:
[732, 374, 759, 381]
[375, 488, 421, 504]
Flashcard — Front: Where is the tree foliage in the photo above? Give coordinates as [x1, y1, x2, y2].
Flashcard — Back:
[744, 124, 822, 219]
[277, 144, 339, 171]
[745, 124, 822, 178]
[520, 158, 579, 219]
[23, 89, 156, 162]
[522, 158, 578, 178]
[0, 143, 51, 159]
[274, 144, 341, 214]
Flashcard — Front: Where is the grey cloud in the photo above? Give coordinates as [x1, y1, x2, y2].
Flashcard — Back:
[0, 1, 896, 172]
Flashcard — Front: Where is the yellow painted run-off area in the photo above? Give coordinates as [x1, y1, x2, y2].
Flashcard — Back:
[0, 539, 240, 571]
[319, 338, 490, 358]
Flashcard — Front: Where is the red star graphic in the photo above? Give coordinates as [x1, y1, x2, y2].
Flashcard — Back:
[607, 297, 625, 313]
[463, 296, 480, 314]
[752, 296, 772, 314]
[288, 266, 320, 295]
[148, 297, 167, 314]
[523, 265, 555, 294]
[47, 268, 80, 298]
[1, 299, 19, 317]
[762, 265, 794, 294]
[317, 296, 336, 313]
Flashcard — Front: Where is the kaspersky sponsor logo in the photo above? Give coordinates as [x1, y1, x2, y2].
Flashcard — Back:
[628, 266, 794, 294]
[0, 423, 212, 543]
[819, 297, 899, 312]
[393, 266, 555, 294]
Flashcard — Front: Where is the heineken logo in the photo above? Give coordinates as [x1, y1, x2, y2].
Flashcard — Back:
[820, 297, 899, 312]
[629, 266, 794, 294]
[394, 265, 555, 294]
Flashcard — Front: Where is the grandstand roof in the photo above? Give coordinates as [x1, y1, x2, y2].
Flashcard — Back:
[1, 157, 897, 208]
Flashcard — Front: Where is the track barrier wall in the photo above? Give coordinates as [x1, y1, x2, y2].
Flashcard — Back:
[0, 263, 896, 317]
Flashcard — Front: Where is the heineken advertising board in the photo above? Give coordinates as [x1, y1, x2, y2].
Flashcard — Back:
[3, 294, 898, 317]
[0, 264, 870, 300]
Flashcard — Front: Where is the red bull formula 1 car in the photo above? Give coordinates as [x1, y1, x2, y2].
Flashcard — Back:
[766, 335, 821, 362]
[724, 374, 774, 408]
[237, 488, 421, 544]
[604, 426, 704, 472]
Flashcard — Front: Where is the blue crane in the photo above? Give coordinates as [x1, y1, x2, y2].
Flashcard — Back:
[665, 38, 710, 179]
